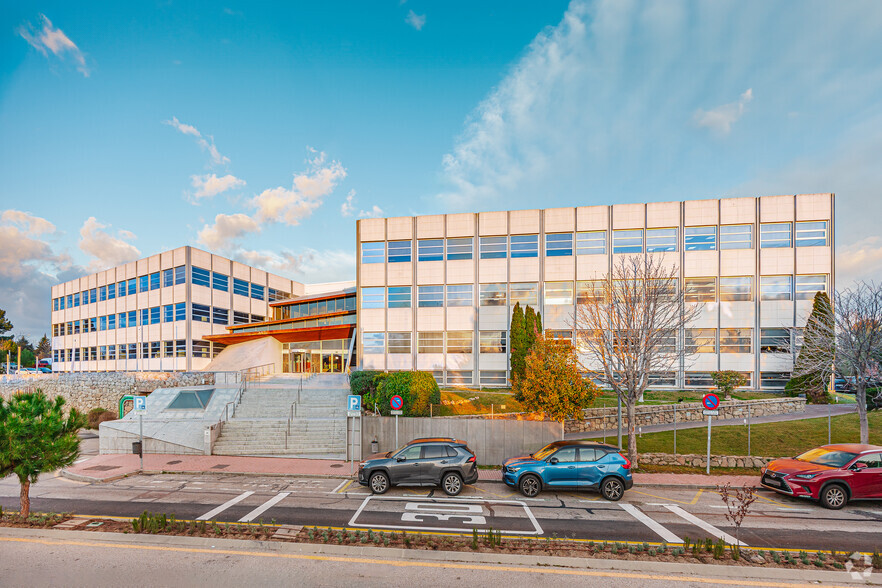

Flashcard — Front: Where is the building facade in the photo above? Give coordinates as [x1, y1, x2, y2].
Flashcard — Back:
[355, 194, 835, 389]
[50, 246, 303, 372]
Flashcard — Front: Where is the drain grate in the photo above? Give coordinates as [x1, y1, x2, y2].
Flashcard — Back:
[329, 464, 344, 468]
[85, 465, 121, 472]
[166, 460, 183, 465]
[211, 464, 230, 469]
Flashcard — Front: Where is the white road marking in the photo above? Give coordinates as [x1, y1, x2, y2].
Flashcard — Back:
[238, 492, 290, 522]
[662, 504, 746, 546]
[196, 491, 254, 521]
[330, 480, 347, 494]
[776, 508, 812, 512]
[618, 503, 683, 544]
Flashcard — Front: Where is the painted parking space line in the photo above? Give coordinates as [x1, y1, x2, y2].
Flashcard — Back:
[238, 493, 290, 523]
[196, 491, 254, 521]
[618, 503, 682, 543]
[331, 480, 350, 494]
[662, 504, 745, 546]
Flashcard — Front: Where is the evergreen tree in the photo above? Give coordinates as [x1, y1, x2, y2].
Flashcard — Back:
[0, 308, 12, 337]
[524, 305, 537, 351]
[535, 310, 543, 335]
[15, 335, 33, 353]
[509, 302, 526, 381]
[36, 335, 51, 359]
[791, 291, 835, 403]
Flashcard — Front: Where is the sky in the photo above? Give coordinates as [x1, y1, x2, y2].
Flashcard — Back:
[2, 0, 882, 342]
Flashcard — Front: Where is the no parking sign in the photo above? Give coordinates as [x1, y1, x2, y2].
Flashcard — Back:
[390, 395, 403, 411]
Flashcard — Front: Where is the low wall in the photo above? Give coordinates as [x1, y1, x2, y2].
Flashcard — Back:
[0, 372, 215, 415]
[639, 452, 773, 469]
[362, 416, 561, 465]
[565, 398, 805, 434]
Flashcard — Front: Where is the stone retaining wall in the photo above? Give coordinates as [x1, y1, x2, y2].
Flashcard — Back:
[0, 372, 215, 414]
[639, 452, 774, 469]
[564, 397, 805, 433]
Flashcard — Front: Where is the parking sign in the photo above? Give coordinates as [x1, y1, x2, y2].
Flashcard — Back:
[133, 396, 147, 412]
[348, 395, 362, 412]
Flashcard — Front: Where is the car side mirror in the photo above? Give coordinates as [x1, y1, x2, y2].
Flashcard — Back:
[549, 457, 559, 465]
[397, 456, 406, 462]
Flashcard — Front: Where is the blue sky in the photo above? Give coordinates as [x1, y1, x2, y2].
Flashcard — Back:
[2, 0, 882, 341]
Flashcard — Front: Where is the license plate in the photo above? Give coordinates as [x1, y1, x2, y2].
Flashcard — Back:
[764, 477, 781, 488]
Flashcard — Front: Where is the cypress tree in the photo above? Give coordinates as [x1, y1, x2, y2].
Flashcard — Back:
[510, 302, 526, 381]
[524, 305, 537, 351]
[535, 310, 543, 335]
[792, 291, 835, 403]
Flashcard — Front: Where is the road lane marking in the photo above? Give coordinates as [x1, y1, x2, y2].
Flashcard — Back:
[196, 491, 254, 521]
[618, 503, 682, 543]
[238, 493, 290, 523]
[690, 489, 704, 504]
[662, 504, 745, 546]
[331, 480, 348, 493]
[632, 490, 701, 506]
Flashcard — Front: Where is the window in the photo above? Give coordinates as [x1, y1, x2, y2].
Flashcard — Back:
[576, 231, 606, 255]
[167, 389, 215, 410]
[761, 371, 790, 389]
[173, 302, 185, 321]
[149, 306, 160, 325]
[761, 276, 793, 301]
[446, 284, 473, 306]
[386, 332, 410, 354]
[250, 283, 265, 301]
[107, 283, 115, 300]
[191, 340, 209, 359]
[447, 370, 472, 385]
[480, 371, 507, 386]
[413, 285, 441, 308]
[191, 266, 211, 287]
[479, 283, 506, 306]
[796, 275, 827, 300]
[98, 286, 106, 302]
[117, 313, 127, 329]
[646, 228, 677, 252]
[544, 281, 574, 305]
[649, 372, 677, 387]
[363, 332, 385, 354]
[418, 239, 444, 261]
[761, 222, 791, 248]
[576, 280, 604, 304]
[760, 328, 790, 353]
[613, 229, 643, 253]
[551, 446, 578, 463]
[116, 282, 125, 298]
[480, 236, 507, 259]
[127, 343, 137, 359]
[107, 314, 116, 330]
[480, 331, 507, 353]
[545, 233, 573, 257]
[98, 346, 106, 361]
[104, 345, 115, 361]
[721, 224, 753, 249]
[361, 242, 385, 264]
[387, 286, 412, 309]
[546, 329, 572, 343]
[361, 287, 385, 309]
[685, 278, 716, 303]
[192, 303, 210, 323]
[418, 332, 444, 353]
[446, 237, 473, 260]
[720, 277, 753, 301]
[212, 272, 229, 292]
[99, 316, 107, 331]
[163, 268, 174, 287]
[148, 272, 160, 291]
[686, 226, 717, 251]
[447, 331, 473, 354]
[73, 292, 80, 307]
[212, 307, 228, 325]
[127, 279, 137, 295]
[233, 278, 249, 297]
[795, 221, 827, 247]
[685, 329, 717, 353]
[89, 288, 97, 303]
[510, 282, 539, 306]
[685, 372, 715, 387]
[137, 308, 148, 326]
[268, 288, 290, 302]
[163, 304, 174, 323]
[387, 240, 412, 263]
[510, 234, 538, 258]
[251, 314, 264, 322]
[233, 311, 250, 325]
[720, 328, 752, 353]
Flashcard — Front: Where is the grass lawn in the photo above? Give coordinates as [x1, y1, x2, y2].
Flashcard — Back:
[435, 389, 526, 416]
[629, 411, 882, 457]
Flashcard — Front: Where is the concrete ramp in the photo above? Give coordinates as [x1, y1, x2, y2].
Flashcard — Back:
[202, 337, 283, 373]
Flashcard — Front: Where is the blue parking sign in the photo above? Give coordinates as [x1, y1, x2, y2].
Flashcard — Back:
[347, 395, 361, 411]
[134, 396, 147, 412]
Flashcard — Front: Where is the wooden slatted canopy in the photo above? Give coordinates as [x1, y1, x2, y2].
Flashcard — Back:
[204, 324, 354, 346]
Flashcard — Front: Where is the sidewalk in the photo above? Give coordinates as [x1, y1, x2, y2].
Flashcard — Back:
[62, 453, 759, 488]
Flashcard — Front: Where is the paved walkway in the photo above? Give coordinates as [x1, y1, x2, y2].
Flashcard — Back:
[565, 402, 856, 440]
[62, 453, 760, 488]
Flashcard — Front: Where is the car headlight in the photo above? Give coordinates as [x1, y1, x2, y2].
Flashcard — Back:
[358, 462, 367, 468]
[794, 473, 818, 480]
[508, 466, 521, 473]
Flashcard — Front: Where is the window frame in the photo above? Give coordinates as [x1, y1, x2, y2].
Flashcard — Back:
[613, 229, 643, 254]
[576, 230, 606, 255]
[646, 227, 678, 252]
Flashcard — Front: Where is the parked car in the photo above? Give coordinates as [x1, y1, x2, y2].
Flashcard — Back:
[761, 444, 882, 509]
[502, 440, 633, 500]
[19, 367, 38, 374]
[834, 378, 853, 393]
[358, 437, 478, 496]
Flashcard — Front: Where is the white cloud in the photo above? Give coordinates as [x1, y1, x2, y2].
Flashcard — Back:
[694, 89, 753, 135]
[836, 237, 882, 288]
[163, 116, 230, 166]
[0, 210, 56, 236]
[18, 15, 89, 77]
[197, 213, 260, 251]
[78, 217, 140, 271]
[358, 205, 384, 219]
[250, 151, 347, 225]
[190, 173, 246, 200]
[341, 190, 356, 217]
[236, 248, 356, 283]
[405, 10, 426, 31]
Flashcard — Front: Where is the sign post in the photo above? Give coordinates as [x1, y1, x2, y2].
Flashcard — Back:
[702, 393, 720, 475]
[346, 395, 362, 475]
[133, 396, 147, 471]
[390, 395, 404, 449]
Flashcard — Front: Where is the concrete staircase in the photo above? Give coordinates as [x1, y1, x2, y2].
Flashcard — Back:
[211, 374, 351, 459]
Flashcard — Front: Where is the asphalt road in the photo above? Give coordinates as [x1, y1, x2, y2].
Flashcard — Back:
[2, 471, 881, 553]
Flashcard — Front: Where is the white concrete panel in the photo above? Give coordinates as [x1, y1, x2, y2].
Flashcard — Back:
[386, 217, 413, 240]
[510, 257, 540, 282]
[795, 193, 832, 221]
[478, 354, 508, 369]
[720, 302, 754, 327]
[760, 195, 795, 222]
[174, 247, 187, 267]
[231, 261, 250, 279]
[509, 209, 540, 234]
[721, 249, 755, 276]
[684, 199, 719, 226]
[544, 256, 575, 281]
[445, 354, 474, 370]
[543, 305, 573, 329]
[478, 211, 507, 236]
[576, 255, 609, 280]
[386, 308, 413, 331]
[387, 262, 413, 286]
[386, 354, 413, 370]
[646, 202, 680, 228]
[576, 206, 608, 231]
[360, 263, 386, 287]
[191, 287, 211, 306]
[760, 355, 794, 371]
[688, 303, 719, 328]
[416, 308, 444, 331]
[796, 247, 831, 274]
[795, 300, 815, 324]
[362, 354, 385, 370]
[760, 249, 794, 275]
[358, 218, 385, 242]
[690, 354, 719, 371]
[544, 207, 575, 232]
[446, 259, 474, 283]
[359, 309, 386, 331]
[478, 307, 509, 330]
[416, 215, 444, 238]
[720, 197, 756, 225]
[478, 258, 507, 283]
[447, 307, 476, 330]
[719, 355, 754, 371]
[446, 213, 475, 237]
[612, 203, 645, 229]
[191, 249, 211, 270]
[759, 301, 795, 327]
[417, 354, 445, 370]
[416, 261, 444, 285]
[684, 251, 718, 277]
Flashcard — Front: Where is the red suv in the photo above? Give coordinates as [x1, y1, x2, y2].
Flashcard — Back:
[761, 444, 882, 509]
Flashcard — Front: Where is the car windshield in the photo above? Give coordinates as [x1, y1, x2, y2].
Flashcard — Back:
[532, 443, 560, 461]
[795, 448, 857, 468]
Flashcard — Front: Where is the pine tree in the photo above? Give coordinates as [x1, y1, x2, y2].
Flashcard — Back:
[535, 310, 543, 335]
[791, 291, 835, 403]
[510, 302, 526, 381]
[36, 335, 51, 359]
[524, 306, 537, 351]
[0, 308, 12, 337]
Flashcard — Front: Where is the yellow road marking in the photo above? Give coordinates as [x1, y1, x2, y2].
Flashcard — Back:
[336, 480, 354, 494]
[0, 535, 856, 587]
[689, 489, 704, 505]
[631, 490, 696, 506]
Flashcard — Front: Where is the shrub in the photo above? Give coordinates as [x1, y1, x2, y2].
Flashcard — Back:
[363, 371, 440, 417]
[87, 408, 117, 429]
[349, 370, 383, 397]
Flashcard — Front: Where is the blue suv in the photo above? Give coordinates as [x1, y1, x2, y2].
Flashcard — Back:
[502, 440, 633, 500]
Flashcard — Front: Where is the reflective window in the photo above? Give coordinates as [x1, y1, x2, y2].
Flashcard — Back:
[761, 223, 791, 248]
[99, 286, 107, 302]
[150, 306, 160, 325]
[795, 221, 827, 247]
[418, 239, 444, 262]
[544, 281, 574, 305]
[388, 240, 412, 263]
[649, 372, 677, 387]
[233, 278, 249, 297]
[721, 224, 753, 249]
[613, 229, 643, 254]
[480, 371, 507, 386]
[361, 287, 385, 309]
[361, 242, 385, 264]
[233, 311, 250, 324]
[685, 329, 716, 353]
[149, 272, 160, 290]
[576, 231, 606, 255]
[761, 276, 793, 301]
[127, 278, 137, 295]
[646, 228, 677, 252]
[546, 329, 572, 343]
[418, 286, 444, 308]
[761, 371, 790, 389]
[795, 275, 827, 300]
[250, 283, 265, 301]
[388, 286, 412, 309]
[212, 307, 228, 325]
[760, 328, 790, 353]
[685, 277, 716, 303]
[480, 236, 507, 259]
[388, 332, 411, 354]
[447, 370, 472, 384]
[106, 283, 115, 300]
[268, 288, 290, 303]
[362, 333, 385, 354]
[107, 314, 116, 330]
[139, 275, 149, 292]
[212, 272, 229, 292]
[418, 332, 444, 353]
[576, 280, 604, 304]
[117, 313, 127, 329]
[447, 331, 473, 354]
[89, 288, 97, 303]
[446, 237, 473, 260]
[720, 328, 752, 353]
[480, 331, 507, 353]
[191, 266, 211, 287]
[510, 234, 539, 258]
[99, 315, 107, 331]
[192, 303, 211, 323]
[479, 284, 506, 307]
[510, 282, 539, 306]
[446, 284, 473, 306]
[720, 277, 753, 301]
[684, 226, 717, 251]
[545, 233, 573, 257]
[685, 372, 715, 387]
[551, 447, 577, 463]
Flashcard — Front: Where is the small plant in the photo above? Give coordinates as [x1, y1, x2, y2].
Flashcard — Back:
[611, 546, 618, 555]
[360, 534, 368, 544]
[648, 548, 657, 556]
[659, 542, 667, 554]
[588, 541, 595, 550]
[692, 543, 700, 558]
[471, 528, 479, 550]
[383, 535, 390, 547]
[337, 530, 344, 544]
[873, 549, 882, 568]
[642, 542, 649, 552]
[367, 529, 373, 541]
[713, 539, 724, 560]
[682, 536, 691, 551]
[704, 538, 713, 552]
[816, 551, 825, 563]
[785, 552, 795, 564]
[602, 541, 608, 551]
[307, 528, 315, 540]
[799, 550, 809, 565]
[833, 562, 845, 569]
[321, 529, 329, 542]
[632, 544, 640, 553]
[717, 482, 757, 560]
[772, 551, 781, 564]
[731, 544, 740, 561]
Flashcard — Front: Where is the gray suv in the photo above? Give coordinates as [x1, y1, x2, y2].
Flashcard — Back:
[358, 438, 478, 496]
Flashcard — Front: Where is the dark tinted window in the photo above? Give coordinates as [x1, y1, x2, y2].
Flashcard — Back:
[578, 448, 599, 462]
[446, 446, 459, 458]
[398, 445, 422, 460]
[552, 447, 577, 462]
[423, 445, 446, 459]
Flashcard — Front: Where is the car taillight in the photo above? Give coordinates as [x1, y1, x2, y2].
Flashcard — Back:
[620, 454, 631, 469]
[467, 455, 476, 463]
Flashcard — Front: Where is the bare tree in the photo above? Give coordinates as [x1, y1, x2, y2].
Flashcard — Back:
[789, 282, 882, 443]
[572, 255, 702, 465]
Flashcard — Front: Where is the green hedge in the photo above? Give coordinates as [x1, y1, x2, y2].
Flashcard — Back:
[351, 370, 440, 417]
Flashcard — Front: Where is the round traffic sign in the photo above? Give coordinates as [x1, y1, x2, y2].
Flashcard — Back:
[702, 393, 720, 410]
[390, 395, 404, 410]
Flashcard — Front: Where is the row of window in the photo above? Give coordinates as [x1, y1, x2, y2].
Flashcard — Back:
[53, 267, 188, 311]
[360, 274, 827, 309]
[273, 295, 357, 321]
[190, 267, 289, 301]
[360, 221, 828, 264]
[363, 331, 508, 355]
[52, 340, 226, 362]
[416, 369, 791, 388]
[52, 305, 264, 335]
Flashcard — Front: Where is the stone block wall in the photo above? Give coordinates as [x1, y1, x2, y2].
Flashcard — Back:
[639, 452, 773, 469]
[565, 397, 805, 434]
[0, 372, 215, 415]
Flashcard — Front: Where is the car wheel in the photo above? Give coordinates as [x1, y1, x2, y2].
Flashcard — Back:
[820, 483, 848, 510]
[601, 477, 625, 501]
[369, 471, 390, 494]
[442, 472, 463, 496]
[519, 474, 541, 498]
